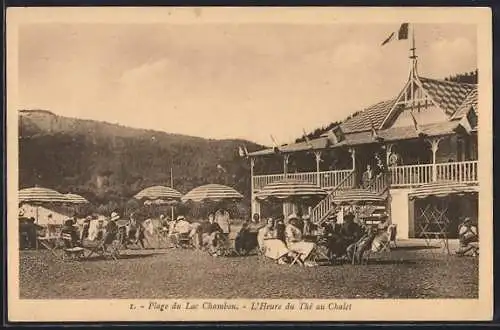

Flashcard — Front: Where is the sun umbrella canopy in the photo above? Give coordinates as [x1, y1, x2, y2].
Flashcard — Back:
[255, 179, 327, 201]
[181, 184, 243, 203]
[134, 185, 183, 201]
[19, 187, 69, 204]
[65, 193, 89, 204]
[143, 199, 179, 206]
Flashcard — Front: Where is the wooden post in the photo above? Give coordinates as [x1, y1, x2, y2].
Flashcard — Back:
[250, 158, 260, 218]
[283, 154, 290, 178]
[349, 148, 356, 170]
[427, 138, 442, 182]
[314, 151, 322, 186]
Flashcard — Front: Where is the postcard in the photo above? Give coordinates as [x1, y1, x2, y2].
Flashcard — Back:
[7, 6, 493, 322]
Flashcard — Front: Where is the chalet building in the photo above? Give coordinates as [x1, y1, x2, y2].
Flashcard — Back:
[246, 50, 478, 240]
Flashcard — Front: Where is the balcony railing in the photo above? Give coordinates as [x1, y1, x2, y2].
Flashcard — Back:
[389, 160, 478, 187]
[252, 169, 353, 191]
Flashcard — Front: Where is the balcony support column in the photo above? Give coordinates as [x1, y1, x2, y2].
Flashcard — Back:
[250, 157, 260, 218]
[348, 148, 356, 170]
[314, 151, 322, 186]
[426, 137, 443, 182]
[283, 154, 290, 178]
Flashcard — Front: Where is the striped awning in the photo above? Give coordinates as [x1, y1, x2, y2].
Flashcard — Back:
[65, 193, 89, 204]
[255, 179, 327, 201]
[408, 182, 479, 199]
[331, 189, 387, 205]
[19, 187, 69, 204]
[134, 186, 183, 201]
[181, 184, 243, 203]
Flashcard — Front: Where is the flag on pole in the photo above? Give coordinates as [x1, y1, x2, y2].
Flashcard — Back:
[370, 121, 384, 142]
[270, 135, 281, 153]
[302, 128, 313, 149]
[238, 146, 248, 158]
[381, 23, 409, 46]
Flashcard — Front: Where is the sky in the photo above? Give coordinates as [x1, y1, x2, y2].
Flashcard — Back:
[18, 22, 477, 146]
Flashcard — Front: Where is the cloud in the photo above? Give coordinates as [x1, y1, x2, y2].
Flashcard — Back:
[425, 37, 476, 77]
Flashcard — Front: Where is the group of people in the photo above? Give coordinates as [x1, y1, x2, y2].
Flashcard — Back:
[255, 211, 391, 266]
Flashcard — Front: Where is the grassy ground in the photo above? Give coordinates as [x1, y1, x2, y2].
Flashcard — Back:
[19, 240, 478, 299]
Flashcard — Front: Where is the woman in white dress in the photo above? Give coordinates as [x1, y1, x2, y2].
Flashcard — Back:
[258, 218, 289, 264]
[285, 215, 316, 265]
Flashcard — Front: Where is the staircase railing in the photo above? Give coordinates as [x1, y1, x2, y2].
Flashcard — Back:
[366, 172, 389, 195]
[310, 170, 355, 225]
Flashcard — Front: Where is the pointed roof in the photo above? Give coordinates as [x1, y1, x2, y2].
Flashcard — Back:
[340, 100, 396, 134]
[419, 77, 476, 116]
[339, 76, 477, 134]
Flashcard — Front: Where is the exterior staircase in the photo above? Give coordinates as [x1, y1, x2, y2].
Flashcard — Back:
[310, 171, 390, 226]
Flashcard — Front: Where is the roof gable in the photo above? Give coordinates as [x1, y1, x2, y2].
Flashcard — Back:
[419, 77, 476, 116]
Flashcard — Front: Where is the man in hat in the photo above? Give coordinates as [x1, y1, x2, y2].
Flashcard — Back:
[456, 217, 478, 256]
[105, 212, 120, 240]
[302, 214, 317, 237]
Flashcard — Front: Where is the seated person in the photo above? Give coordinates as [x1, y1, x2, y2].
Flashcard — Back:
[285, 215, 317, 266]
[202, 213, 225, 254]
[169, 215, 192, 248]
[257, 218, 289, 264]
[341, 213, 363, 247]
[346, 225, 378, 264]
[189, 221, 203, 249]
[61, 219, 81, 248]
[126, 214, 146, 249]
[275, 218, 286, 244]
[235, 220, 255, 254]
[320, 215, 344, 260]
[456, 217, 479, 256]
[80, 217, 91, 241]
[103, 212, 120, 246]
[302, 215, 318, 237]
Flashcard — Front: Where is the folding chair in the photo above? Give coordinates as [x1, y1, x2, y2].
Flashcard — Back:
[60, 233, 85, 261]
[37, 236, 60, 257]
[177, 233, 195, 249]
[84, 233, 121, 261]
[289, 251, 304, 267]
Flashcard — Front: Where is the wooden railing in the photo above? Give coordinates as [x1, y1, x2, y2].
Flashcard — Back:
[435, 161, 478, 183]
[252, 169, 352, 191]
[389, 160, 478, 187]
[310, 170, 355, 225]
[389, 164, 433, 187]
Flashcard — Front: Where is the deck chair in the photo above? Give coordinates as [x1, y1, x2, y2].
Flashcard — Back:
[84, 231, 121, 260]
[61, 233, 85, 261]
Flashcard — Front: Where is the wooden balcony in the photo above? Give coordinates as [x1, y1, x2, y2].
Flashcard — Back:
[252, 169, 353, 191]
[389, 160, 478, 188]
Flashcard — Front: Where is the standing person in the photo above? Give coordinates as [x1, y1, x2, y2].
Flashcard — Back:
[189, 221, 203, 250]
[46, 214, 56, 237]
[252, 213, 261, 224]
[361, 164, 374, 188]
[215, 209, 231, 234]
[302, 215, 317, 236]
[81, 216, 91, 241]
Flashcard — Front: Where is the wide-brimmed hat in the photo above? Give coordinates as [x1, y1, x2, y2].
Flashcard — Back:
[110, 212, 120, 221]
[302, 214, 310, 220]
[462, 216, 472, 223]
[287, 214, 298, 221]
[176, 215, 185, 221]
